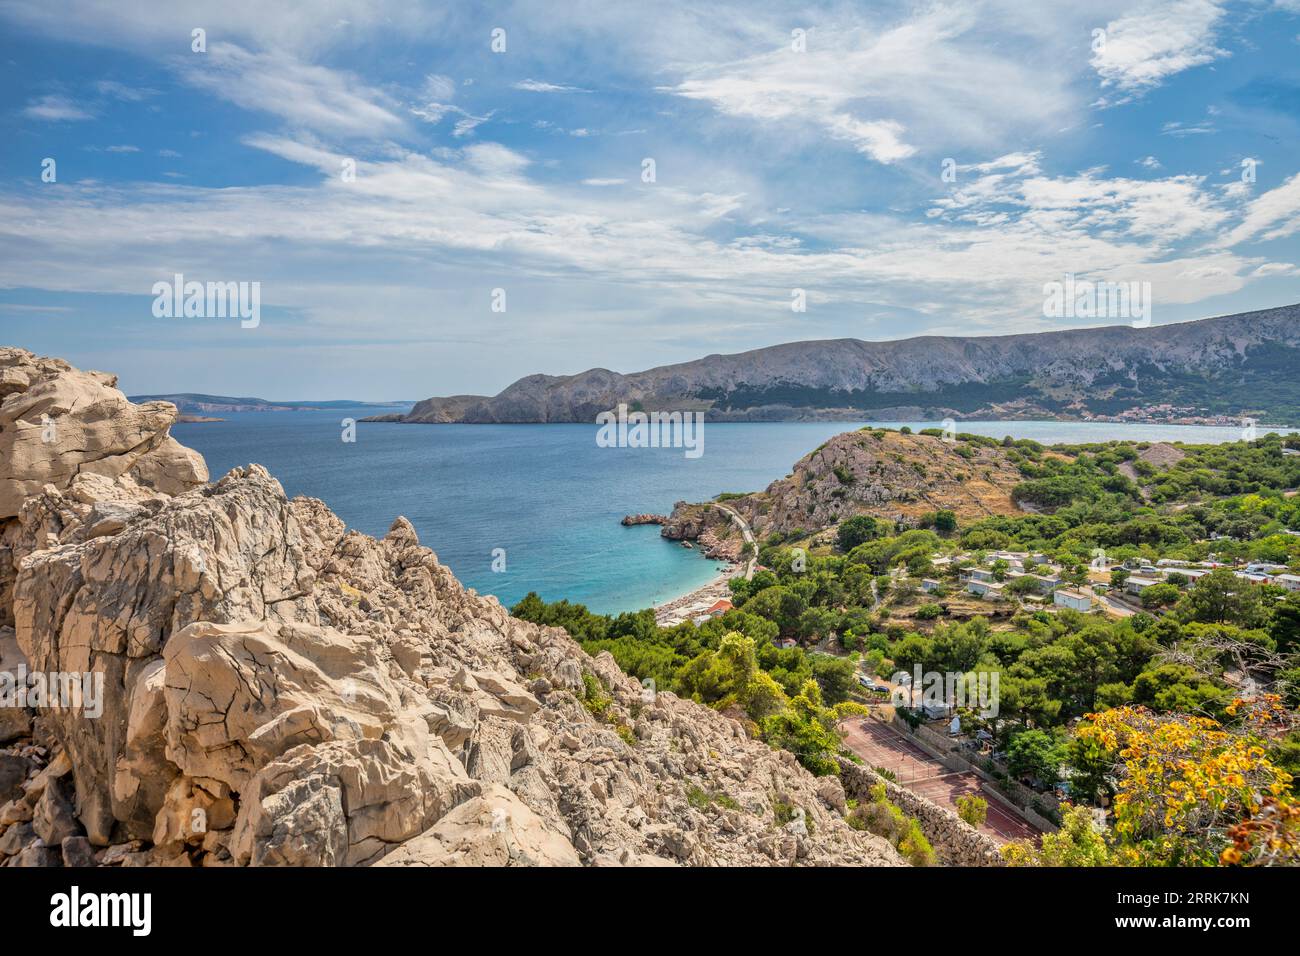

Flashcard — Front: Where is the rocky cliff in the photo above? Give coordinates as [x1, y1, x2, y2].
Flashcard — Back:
[0, 347, 903, 868]
[386, 303, 1300, 424]
[663, 429, 1026, 544]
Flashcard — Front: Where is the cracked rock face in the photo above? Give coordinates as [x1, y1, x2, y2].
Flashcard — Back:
[0, 348, 905, 867]
[0, 348, 207, 521]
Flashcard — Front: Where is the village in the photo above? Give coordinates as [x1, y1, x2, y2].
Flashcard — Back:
[948, 547, 1300, 616]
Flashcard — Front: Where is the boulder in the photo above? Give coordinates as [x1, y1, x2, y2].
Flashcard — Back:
[375, 784, 580, 867]
[61, 835, 97, 867]
[230, 736, 477, 867]
[0, 628, 33, 743]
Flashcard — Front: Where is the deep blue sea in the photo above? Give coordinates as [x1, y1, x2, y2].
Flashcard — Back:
[174, 414, 1295, 615]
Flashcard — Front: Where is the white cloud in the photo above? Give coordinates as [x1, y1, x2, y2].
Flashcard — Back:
[0, 130, 1275, 349]
[1219, 173, 1300, 246]
[452, 111, 494, 137]
[1162, 120, 1216, 136]
[93, 79, 155, 101]
[22, 94, 93, 121]
[1091, 0, 1228, 92]
[513, 79, 591, 93]
[663, 5, 1077, 164]
[180, 42, 406, 138]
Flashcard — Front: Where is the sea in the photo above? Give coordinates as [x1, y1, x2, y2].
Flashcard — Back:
[174, 414, 1296, 615]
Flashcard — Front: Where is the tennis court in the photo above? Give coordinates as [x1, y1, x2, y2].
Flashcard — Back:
[840, 718, 1040, 844]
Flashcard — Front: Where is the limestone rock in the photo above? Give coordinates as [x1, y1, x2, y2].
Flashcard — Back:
[0, 628, 33, 743]
[0, 347, 206, 520]
[0, 820, 35, 855]
[33, 773, 81, 845]
[61, 835, 97, 867]
[376, 784, 581, 867]
[230, 736, 476, 866]
[162, 620, 402, 791]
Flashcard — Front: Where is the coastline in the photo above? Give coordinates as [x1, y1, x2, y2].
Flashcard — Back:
[652, 560, 743, 627]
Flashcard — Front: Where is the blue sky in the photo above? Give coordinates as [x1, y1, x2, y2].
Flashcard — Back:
[2, 0, 1299, 400]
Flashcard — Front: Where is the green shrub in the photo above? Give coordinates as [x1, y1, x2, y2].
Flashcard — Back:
[899, 820, 936, 866]
[956, 794, 988, 827]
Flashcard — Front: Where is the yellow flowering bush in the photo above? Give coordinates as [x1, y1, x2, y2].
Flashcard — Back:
[1077, 703, 1296, 866]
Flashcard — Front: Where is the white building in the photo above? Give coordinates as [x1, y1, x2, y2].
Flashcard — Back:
[1125, 575, 1163, 596]
[966, 579, 1004, 600]
[1054, 589, 1093, 611]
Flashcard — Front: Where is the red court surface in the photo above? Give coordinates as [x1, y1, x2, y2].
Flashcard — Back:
[840, 718, 1041, 844]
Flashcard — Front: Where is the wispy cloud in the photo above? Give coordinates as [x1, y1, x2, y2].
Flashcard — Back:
[1162, 119, 1217, 136]
[22, 93, 93, 121]
[513, 79, 591, 93]
[1218, 172, 1300, 246]
[180, 42, 406, 138]
[662, 5, 1076, 164]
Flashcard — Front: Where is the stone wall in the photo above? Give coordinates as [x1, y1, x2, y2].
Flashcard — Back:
[838, 760, 1004, 867]
[899, 717, 1060, 833]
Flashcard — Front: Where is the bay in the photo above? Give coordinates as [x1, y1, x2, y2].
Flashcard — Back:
[174, 414, 1296, 615]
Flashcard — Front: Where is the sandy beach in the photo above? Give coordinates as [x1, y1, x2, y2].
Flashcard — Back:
[652, 562, 744, 626]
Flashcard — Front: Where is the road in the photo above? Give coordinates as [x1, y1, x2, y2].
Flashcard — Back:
[1102, 593, 1139, 617]
[710, 502, 756, 580]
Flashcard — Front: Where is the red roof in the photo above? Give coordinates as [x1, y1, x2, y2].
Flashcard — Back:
[706, 599, 734, 614]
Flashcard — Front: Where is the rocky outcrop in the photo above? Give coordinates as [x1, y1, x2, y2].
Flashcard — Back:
[620, 514, 667, 527]
[662, 430, 1024, 542]
[386, 304, 1300, 424]
[0, 348, 206, 520]
[1, 347, 206, 631]
[0, 348, 906, 868]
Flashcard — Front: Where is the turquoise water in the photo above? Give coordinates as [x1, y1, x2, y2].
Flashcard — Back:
[174, 415, 1295, 615]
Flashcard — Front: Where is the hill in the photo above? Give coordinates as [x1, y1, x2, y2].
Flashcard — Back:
[386, 303, 1300, 425]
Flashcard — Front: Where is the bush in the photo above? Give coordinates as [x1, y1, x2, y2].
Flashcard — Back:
[838, 514, 881, 551]
[956, 794, 988, 827]
[581, 672, 611, 720]
[899, 820, 936, 866]
[853, 800, 906, 844]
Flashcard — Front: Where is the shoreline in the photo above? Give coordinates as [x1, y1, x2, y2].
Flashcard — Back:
[652, 559, 744, 627]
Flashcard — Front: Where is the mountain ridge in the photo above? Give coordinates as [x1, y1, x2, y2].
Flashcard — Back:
[376, 303, 1300, 426]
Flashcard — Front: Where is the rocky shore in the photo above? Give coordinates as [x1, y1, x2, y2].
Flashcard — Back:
[0, 346, 906, 868]
[620, 513, 667, 527]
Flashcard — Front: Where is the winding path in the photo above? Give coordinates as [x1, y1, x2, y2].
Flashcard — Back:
[709, 502, 756, 580]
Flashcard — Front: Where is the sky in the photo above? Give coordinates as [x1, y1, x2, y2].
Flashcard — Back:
[1, 0, 1300, 400]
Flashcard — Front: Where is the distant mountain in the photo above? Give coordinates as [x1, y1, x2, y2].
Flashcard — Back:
[383, 303, 1300, 426]
[128, 393, 413, 414]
